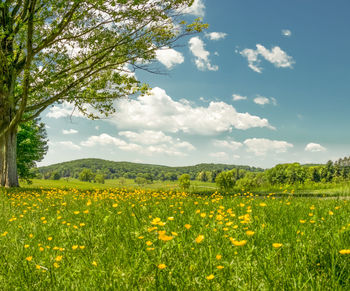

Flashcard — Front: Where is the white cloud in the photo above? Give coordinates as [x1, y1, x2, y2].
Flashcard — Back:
[209, 152, 228, 159]
[58, 141, 81, 150]
[233, 94, 247, 101]
[254, 96, 277, 106]
[155, 47, 184, 69]
[282, 29, 292, 37]
[189, 37, 218, 71]
[240, 44, 295, 73]
[46, 102, 84, 119]
[62, 129, 78, 135]
[205, 32, 227, 41]
[244, 138, 293, 156]
[111, 87, 274, 135]
[213, 139, 242, 151]
[305, 143, 326, 152]
[81, 131, 195, 157]
[181, 0, 205, 17]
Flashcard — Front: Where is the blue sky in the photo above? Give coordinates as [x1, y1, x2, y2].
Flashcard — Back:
[39, 0, 350, 168]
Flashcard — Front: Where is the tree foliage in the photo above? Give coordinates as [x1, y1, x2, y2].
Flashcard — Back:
[178, 173, 190, 190]
[16, 118, 48, 182]
[0, 0, 207, 186]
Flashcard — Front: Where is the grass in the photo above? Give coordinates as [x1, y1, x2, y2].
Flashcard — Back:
[0, 185, 349, 289]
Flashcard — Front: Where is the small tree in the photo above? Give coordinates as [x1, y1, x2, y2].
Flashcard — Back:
[178, 174, 190, 190]
[79, 169, 95, 182]
[51, 171, 61, 180]
[215, 170, 236, 192]
[94, 174, 105, 184]
[135, 176, 147, 186]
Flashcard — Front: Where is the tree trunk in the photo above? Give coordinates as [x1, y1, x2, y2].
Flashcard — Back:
[0, 128, 19, 187]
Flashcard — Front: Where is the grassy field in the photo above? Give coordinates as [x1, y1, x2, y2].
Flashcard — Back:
[0, 185, 349, 289]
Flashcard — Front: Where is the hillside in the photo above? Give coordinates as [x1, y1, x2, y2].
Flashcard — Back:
[38, 158, 263, 180]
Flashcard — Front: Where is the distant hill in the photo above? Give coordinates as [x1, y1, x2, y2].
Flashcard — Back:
[38, 158, 263, 181]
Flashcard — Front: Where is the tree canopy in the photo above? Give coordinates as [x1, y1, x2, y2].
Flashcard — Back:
[0, 0, 207, 187]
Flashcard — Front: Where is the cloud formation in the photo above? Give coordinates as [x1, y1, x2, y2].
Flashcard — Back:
[205, 32, 227, 41]
[111, 87, 274, 134]
[155, 47, 184, 69]
[253, 96, 277, 106]
[189, 37, 218, 71]
[305, 143, 326, 152]
[232, 94, 247, 101]
[282, 29, 292, 37]
[213, 139, 242, 151]
[58, 141, 81, 150]
[62, 129, 78, 135]
[244, 138, 293, 156]
[240, 44, 295, 73]
[181, 0, 205, 17]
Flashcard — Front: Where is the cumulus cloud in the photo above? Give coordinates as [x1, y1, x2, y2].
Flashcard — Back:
[213, 139, 242, 151]
[253, 96, 277, 106]
[244, 138, 293, 156]
[282, 29, 292, 37]
[181, 0, 205, 17]
[58, 141, 81, 150]
[155, 47, 184, 69]
[305, 143, 327, 152]
[205, 32, 227, 41]
[111, 87, 274, 134]
[233, 94, 247, 101]
[189, 37, 218, 71]
[46, 102, 84, 119]
[240, 44, 295, 73]
[81, 131, 195, 157]
[62, 129, 78, 135]
[209, 152, 228, 159]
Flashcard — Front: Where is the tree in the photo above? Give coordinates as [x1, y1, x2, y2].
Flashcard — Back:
[0, 1, 207, 187]
[178, 173, 190, 190]
[79, 168, 95, 182]
[16, 118, 48, 182]
[215, 170, 236, 192]
[94, 174, 105, 184]
[51, 171, 61, 180]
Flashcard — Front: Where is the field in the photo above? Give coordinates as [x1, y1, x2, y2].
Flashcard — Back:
[0, 186, 349, 290]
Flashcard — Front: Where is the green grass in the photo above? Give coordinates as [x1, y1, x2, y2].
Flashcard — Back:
[0, 186, 349, 289]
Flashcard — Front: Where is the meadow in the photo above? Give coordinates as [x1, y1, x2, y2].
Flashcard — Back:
[0, 185, 349, 290]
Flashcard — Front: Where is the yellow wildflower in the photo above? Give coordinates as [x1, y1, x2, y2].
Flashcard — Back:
[272, 243, 283, 248]
[206, 274, 215, 280]
[158, 264, 166, 269]
[339, 249, 350, 254]
[195, 235, 204, 243]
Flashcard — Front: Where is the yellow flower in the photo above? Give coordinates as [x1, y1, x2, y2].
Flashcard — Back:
[195, 235, 204, 243]
[299, 220, 306, 224]
[146, 241, 153, 246]
[74, 211, 80, 215]
[158, 264, 166, 269]
[39, 247, 44, 252]
[26, 256, 33, 261]
[112, 203, 118, 208]
[92, 261, 98, 266]
[48, 237, 53, 241]
[259, 203, 267, 207]
[53, 263, 60, 268]
[79, 246, 85, 250]
[206, 274, 215, 280]
[216, 254, 222, 260]
[29, 234, 33, 238]
[24, 244, 29, 248]
[230, 238, 247, 246]
[217, 265, 224, 269]
[72, 245, 78, 250]
[184, 224, 192, 230]
[158, 231, 174, 241]
[138, 236, 144, 239]
[171, 232, 178, 236]
[272, 243, 283, 248]
[339, 249, 350, 255]
[246, 230, 255, 236]
[1, 231, 8, 237]
[35, 265, 41, 270]
[167, 217, 174, 221]
[55, 255, 63, 262]
[329, 211, 334, 215]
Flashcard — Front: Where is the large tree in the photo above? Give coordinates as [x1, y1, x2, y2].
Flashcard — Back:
[0, 0, 206, 187]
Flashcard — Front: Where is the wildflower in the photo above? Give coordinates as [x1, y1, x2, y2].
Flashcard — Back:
[158, 264, 166, 269]
[246, 230, 255, 236]
[167, 217, 174, 221]
[92, 261, 98, 266]
[55, 255, 63, 262]
[259, 203, 267, 207]
[184, 224, 192, 230]
[36, 265, 41, 270]
[217, 265, 224, 269]
[206, 274, 215, 280]
[72, 245, 78, 250]
[24, 244, 29, 248]
[138, 236, 144, 239]
[112, 203, 118, 208]
[39, 247, 44, 251]
[1, 231, 8, 237]
[339, 249, 350, 255]
[299, 220, 306, 224]
[79, 246, 85, 250]
[48, 237, 53, 241]
[230, 238, 247, 246]
[146, 241, 153, 246]
[195, 235, 204, 243]
[53, 263, 60, 268]
[329, 211, 334, 215]
[29, 234, 33, 238]
[26, 256, 33, 261]
[216, 254, 222, 260]
[171, 232, 178, 236]
[272, 243, 283, 248]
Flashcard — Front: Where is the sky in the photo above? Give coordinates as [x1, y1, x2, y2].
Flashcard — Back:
[39, 0, 350, 168]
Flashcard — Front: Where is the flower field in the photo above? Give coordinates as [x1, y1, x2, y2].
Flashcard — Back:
[0, 188, 349, 289]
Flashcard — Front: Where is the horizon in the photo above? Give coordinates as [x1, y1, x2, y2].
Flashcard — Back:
[38, 0, 350, 168]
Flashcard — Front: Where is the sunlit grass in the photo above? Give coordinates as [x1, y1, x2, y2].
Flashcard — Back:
[0, 187, 349, 289]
